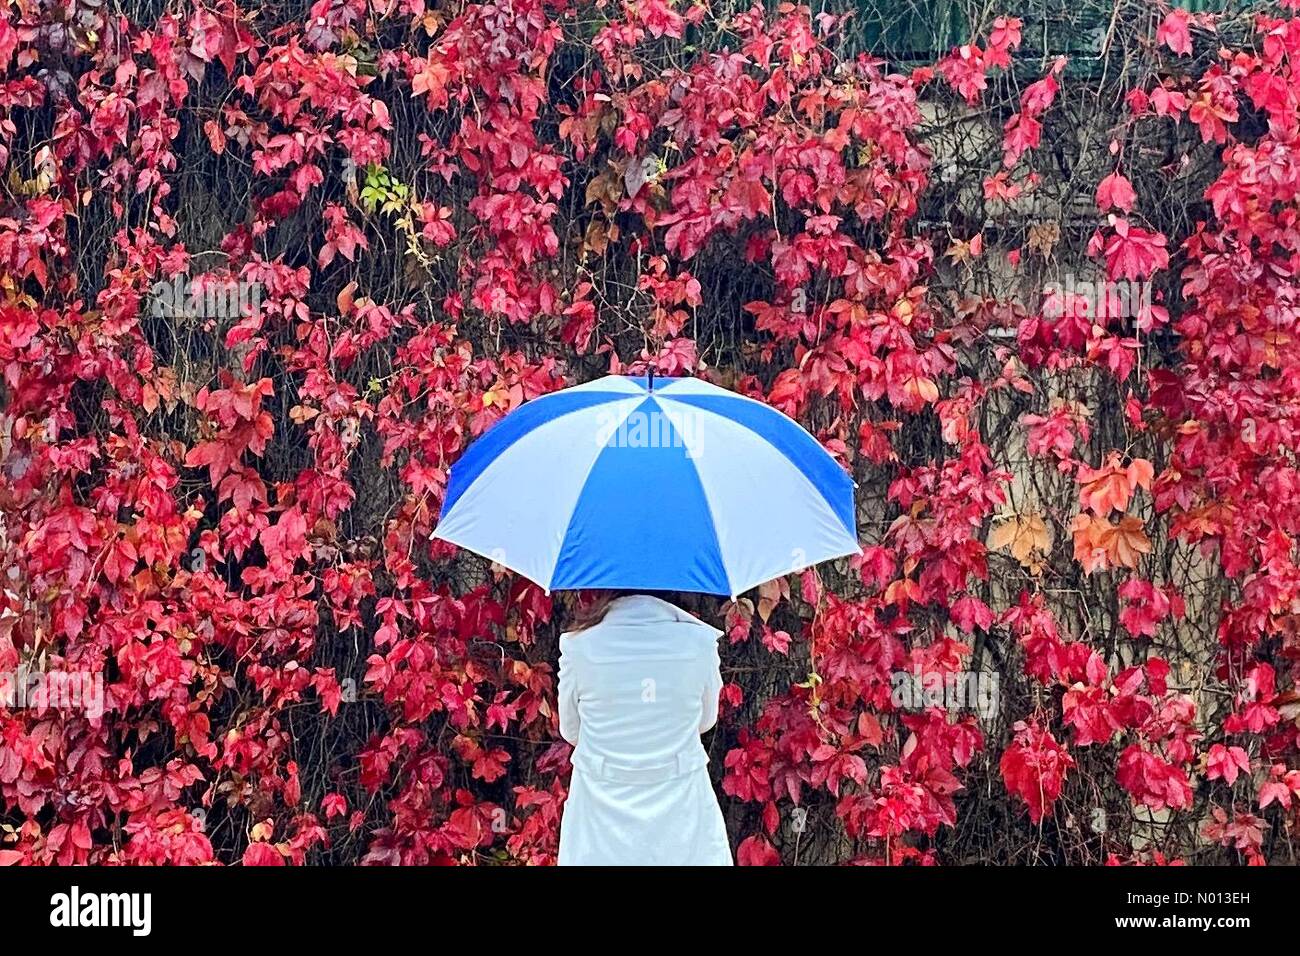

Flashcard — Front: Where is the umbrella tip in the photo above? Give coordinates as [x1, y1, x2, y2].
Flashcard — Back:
[647, 367, 655, 392]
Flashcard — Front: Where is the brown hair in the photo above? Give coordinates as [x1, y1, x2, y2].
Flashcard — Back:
[564, 589, 716, 632]
[566, 589, 629, 632]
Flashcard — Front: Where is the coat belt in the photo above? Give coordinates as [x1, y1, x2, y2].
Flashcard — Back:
[573, 748, 708, 784]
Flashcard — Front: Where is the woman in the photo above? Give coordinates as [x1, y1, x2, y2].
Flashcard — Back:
[556, 590, 733, 866]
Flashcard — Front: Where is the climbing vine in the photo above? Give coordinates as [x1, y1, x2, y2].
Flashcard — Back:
[2, 0, 1299, 865]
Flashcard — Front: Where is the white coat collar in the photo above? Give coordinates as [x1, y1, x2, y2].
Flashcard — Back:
[602, 594, 722, 636]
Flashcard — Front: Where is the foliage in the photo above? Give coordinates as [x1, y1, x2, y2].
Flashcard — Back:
[2, 0, 1300, 865]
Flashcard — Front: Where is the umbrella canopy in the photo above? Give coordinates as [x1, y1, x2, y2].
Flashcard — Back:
[433, 374, 859, 598]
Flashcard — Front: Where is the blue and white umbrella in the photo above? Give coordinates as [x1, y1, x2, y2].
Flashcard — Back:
[433, 374, 859, 598]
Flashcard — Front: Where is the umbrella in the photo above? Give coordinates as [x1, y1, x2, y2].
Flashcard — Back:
[433, 374, 859, 598]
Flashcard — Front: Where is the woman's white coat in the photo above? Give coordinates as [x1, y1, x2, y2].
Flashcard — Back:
[557, 594, 733, 866]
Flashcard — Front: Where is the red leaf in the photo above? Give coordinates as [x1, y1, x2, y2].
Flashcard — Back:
[736, 835, 781, 866]
[1156, 10, 1193, 57]
[1096, 171, 1137, 213]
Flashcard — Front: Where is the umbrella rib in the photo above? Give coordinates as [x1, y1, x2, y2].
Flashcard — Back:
[650, 397, 738, 598]
[655, 396, 860, 596]
[541, 396, 646, 593]
[655, 392, 858, 538]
